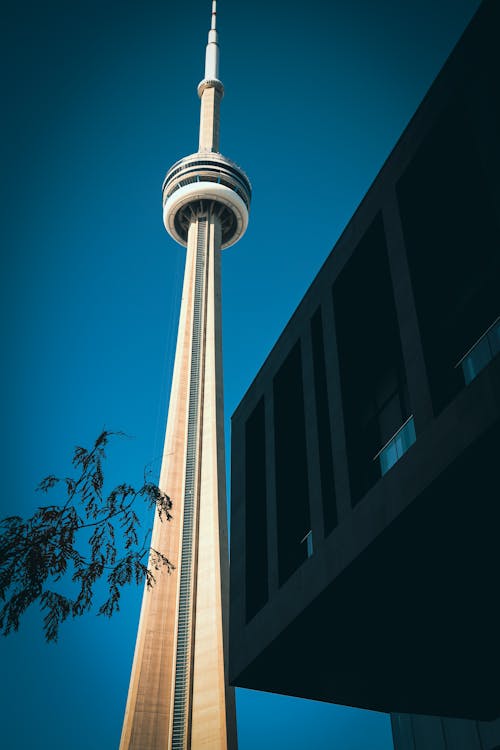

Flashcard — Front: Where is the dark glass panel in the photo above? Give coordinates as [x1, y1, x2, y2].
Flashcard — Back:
[245, 398, 268, 621]
[311, 307, 338, 535]
[273, 342, 310, 584]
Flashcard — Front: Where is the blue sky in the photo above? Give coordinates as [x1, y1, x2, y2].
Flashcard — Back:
[0, 1, 481, 748]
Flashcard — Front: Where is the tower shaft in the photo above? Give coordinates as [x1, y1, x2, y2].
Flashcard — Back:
[120, 211, 236, 750]
[121, 2, 249, 747]
[199, 83, 223, 152]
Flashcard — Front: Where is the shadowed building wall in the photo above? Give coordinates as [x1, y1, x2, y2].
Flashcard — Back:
[229, 0, 500, 724]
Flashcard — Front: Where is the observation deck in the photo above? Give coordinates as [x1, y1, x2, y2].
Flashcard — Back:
[162, 152, 252, 249]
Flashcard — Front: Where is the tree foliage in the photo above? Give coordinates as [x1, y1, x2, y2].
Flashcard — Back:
[0, 431, 173, 642]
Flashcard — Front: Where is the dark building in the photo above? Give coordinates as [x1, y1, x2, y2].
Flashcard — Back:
[391, 713, 500, 750]
[229, 0, 500, 725]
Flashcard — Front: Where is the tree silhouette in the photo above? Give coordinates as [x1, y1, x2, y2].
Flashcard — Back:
[0, 430, 173, 642]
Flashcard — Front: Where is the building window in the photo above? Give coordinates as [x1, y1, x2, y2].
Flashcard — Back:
[456, 317, 500, 385]
[273, 342, 311, 585]
[300, 530, 314, 559]
[333, 213, 410, 505]
[396, 95, 500, 414]
[311, 307, 337, 535]
[374, 415, 416, 476]
[245, 398, 269, 622]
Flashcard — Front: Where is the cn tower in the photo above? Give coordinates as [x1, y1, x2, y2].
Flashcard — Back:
[120, 2, 250, 749]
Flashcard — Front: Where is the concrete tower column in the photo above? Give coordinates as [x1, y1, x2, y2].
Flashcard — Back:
[198, 81, 223, 152]
[120, 2, 250, 748]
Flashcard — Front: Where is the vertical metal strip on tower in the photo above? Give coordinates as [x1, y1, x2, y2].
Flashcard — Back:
[171, 216, 208, 750]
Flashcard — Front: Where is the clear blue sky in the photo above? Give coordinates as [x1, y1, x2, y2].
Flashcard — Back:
[0, 1, 481, 748]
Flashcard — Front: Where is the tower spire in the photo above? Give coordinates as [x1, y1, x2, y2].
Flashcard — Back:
[198, 0, 223, 152]
[204, 0, 219, 79]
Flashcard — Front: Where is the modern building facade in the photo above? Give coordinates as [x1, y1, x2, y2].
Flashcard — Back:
[229, 0, 499, 725]
[120, 3, 250, 749]
[391, 713, 500, 750]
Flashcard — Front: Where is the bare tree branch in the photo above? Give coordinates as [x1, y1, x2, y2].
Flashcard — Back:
[0, 431, 174, 643]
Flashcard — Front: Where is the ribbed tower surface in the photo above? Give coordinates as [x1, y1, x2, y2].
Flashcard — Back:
[120, 3, 250, 749]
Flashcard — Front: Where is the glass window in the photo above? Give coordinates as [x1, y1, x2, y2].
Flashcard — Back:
[377, 416, 416, 476]
[460, 317, 500, 385]
[462, 336, 491, 385]
[274, 342, 311, 584]
[380, 440, 399, 475]
[396, 416, 416, 455]
[300, 530, 314, 559]
[488, 318, 500, 356]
